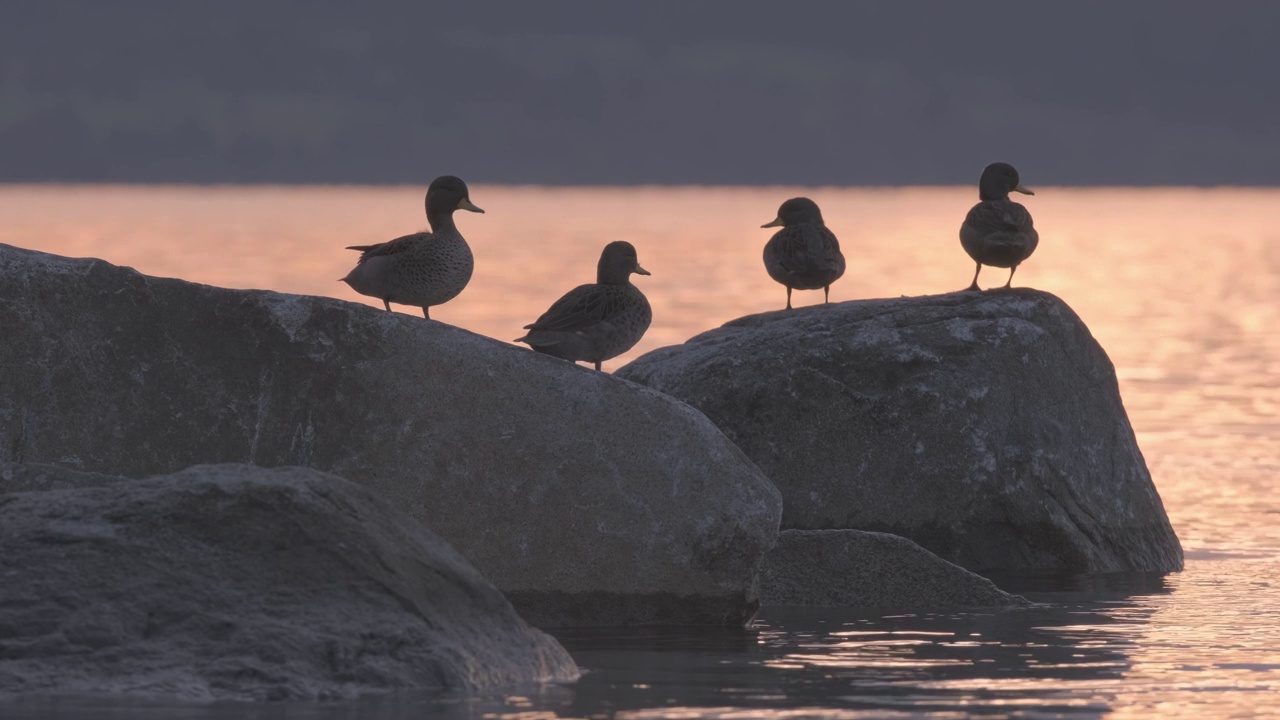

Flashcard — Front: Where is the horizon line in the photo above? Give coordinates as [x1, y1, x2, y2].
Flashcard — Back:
[2, 180, 1277, 191]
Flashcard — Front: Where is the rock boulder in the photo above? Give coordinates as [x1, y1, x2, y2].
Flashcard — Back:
[757, 529, 1028, 609]
[0, 244, 782, 626]
[0, 463, 579, 701]
[617, 290, 1183, 573]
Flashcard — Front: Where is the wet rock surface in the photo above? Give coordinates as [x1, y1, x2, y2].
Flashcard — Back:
[758, 529, 1028, 609]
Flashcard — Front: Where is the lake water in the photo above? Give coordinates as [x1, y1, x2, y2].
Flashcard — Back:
[1, 185, 1277, 718]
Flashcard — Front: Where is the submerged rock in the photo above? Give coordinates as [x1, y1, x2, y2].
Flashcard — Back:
[758, 529, 1028, 609]
[617, 290, 1183, 573]
[0, 244, 781, 627]
[0, 463, 578, 701]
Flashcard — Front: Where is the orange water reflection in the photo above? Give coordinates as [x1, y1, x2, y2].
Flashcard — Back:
[2, 185, 1277, 718]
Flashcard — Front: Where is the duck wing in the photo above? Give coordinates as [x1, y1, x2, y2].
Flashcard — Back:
[813, 226, 844, 267]
[523, 284, 622, 333]
[345, 231, 431, 265]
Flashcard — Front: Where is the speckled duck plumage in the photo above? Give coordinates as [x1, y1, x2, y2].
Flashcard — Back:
[341, 175, 484, 318]
[761, 197, 846, 310]
[515, 241, 653, 371]
[959, 162, 1039, 291]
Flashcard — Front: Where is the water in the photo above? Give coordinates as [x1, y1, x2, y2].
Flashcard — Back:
[1, 185, 1277, 718]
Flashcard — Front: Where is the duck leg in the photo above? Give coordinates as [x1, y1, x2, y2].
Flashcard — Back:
[594, 360, 602, 372]
[422, 306, 431, 319]
[824, 285, 830, 304]
[1002, 266, 1017, 289]
[966, 262, 982, 292]
[383, 299, 392, 312]
[786, 287, 793, 310]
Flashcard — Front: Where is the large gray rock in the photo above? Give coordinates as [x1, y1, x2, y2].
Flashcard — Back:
[617, 290, 1183, 573]
[758, 529, 1028, 609]
[0, 244, 781, 626]
[0, 463, 579, 701]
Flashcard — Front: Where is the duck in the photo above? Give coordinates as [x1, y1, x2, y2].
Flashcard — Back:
[761, 197, 846, 310]
[515, 241, 652, 372]
[341, 175, 484, 318]
[959, 162, 1038, 291]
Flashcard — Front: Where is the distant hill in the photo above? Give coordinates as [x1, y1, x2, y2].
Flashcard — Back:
[2, 0, 1278, 185]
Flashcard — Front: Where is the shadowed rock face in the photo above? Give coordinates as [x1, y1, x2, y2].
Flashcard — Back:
[0, 463, 579, 701]
[617, 290, 1183, 573]
[0, 243, 782, 627]
[758, 529, 1028, 609]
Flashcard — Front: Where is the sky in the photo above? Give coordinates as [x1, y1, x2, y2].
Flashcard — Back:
[1, 0, 1277, 186]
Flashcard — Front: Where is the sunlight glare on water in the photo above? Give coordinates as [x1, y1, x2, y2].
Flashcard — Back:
[1, 185, 1277, 718]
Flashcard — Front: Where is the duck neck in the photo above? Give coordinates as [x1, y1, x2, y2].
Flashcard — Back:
[978, 176, 1011, 202]
[426, 209, 458, 234]
[597, 266, 632, 286]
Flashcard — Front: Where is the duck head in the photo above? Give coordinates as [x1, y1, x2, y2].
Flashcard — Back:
[425, 175, 485, 230]
[978, 163, 1034, 201]
[762, 197, 824, 228]
[597, 241, 651, 285]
